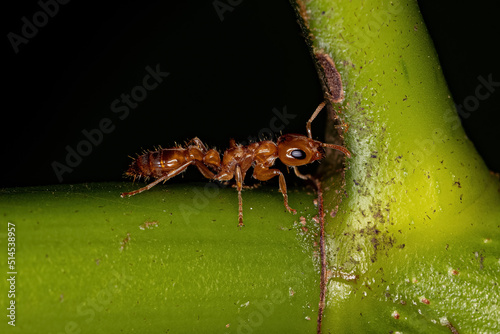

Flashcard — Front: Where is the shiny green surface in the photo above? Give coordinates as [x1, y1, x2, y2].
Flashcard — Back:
[0, 182, 319, 333]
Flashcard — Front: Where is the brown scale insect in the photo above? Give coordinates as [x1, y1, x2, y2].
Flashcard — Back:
[315, 51, 344, 103]
[121, 102, 351, 227]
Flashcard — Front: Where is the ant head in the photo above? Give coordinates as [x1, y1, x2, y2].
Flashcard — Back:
[277, 134, 324, 166]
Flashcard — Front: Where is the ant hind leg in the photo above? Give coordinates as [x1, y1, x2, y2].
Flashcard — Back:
[120, 174, 170, 197]
[121, 161, 192, 197]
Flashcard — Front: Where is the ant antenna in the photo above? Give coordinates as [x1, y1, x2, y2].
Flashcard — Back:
[307, 101, 352, 157]
[322, 143, 351, 158]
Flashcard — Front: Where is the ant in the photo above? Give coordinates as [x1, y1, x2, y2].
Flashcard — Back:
[121, 101, 351, 227]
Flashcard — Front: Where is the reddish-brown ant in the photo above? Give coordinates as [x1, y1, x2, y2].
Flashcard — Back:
[121, 101, 351, 227]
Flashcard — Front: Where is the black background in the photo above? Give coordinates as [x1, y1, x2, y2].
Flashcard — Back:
[2, 0, 499, 187]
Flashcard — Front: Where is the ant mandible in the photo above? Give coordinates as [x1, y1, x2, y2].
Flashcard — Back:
[121, 101, 351, 227]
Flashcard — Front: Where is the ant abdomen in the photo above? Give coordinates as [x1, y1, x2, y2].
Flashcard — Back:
[126, 148, 203, 179]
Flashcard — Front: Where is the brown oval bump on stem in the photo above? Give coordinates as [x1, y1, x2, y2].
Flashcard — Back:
[315, 51, 345, 103]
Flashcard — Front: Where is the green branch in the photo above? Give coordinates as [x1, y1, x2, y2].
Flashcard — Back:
[0, 183, 321, 333]
[290, 0, 500, 332]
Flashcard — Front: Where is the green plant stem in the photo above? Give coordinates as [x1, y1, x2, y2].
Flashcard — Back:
[0, 183, 321, 333]
[290, 0, 500, 332]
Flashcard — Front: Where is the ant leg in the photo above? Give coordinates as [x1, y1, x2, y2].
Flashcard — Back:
[203, 149, 221, 171]
[277, 171, 296, 214]
[307, 101, 352, 157]
[293, 166, 312, 180]
[235, 165, 244, 228]
[253, 164, 297, 215]
[306, 101, 326, 139]
[121, 161, 192, 197]
[121, 175, 169, 197]
[193, 160, 216, 179]
[213, 168, 244, 227]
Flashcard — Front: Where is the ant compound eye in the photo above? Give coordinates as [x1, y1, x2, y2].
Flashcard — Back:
[291, 149, 307, 160]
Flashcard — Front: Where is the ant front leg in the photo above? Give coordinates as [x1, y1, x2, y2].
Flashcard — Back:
[293, 166, 312, 181]
[253, 164, 297, 215]
[306, 101, 326, 139]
